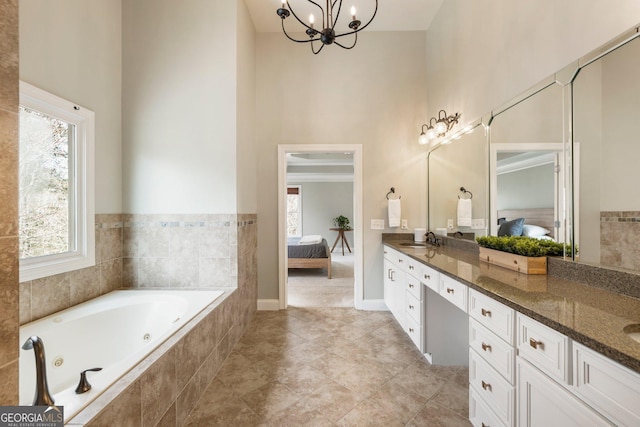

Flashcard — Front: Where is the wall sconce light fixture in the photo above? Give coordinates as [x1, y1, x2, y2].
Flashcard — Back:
[418, 110, 461, 145]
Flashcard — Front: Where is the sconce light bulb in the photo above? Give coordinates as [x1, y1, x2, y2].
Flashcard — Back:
[435, 121, 447, 135]
[309, 14, 315, 25]
[418, 132, 428, 145]
[426, 128, 437, 140]
[351, 6, 357, 19]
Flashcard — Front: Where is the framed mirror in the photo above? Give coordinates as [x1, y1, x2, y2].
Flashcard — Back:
[427, 121, 488, 239]
[571, 29, 640, 272]
[487, 80, 568, 243]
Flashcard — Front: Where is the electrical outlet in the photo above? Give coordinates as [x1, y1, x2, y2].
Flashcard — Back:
[401, 219, 408, 229]
[371, 219, 385, 230]
[447, 219, 454, 229]
[471, 218, 485, 229]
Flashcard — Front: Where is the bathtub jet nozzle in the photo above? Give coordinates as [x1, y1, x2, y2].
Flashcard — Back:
[75, 368, 103, 394]
[22, 336, 55, 406]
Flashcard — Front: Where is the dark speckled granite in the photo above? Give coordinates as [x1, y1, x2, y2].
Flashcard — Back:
[383, 237, 640, 374]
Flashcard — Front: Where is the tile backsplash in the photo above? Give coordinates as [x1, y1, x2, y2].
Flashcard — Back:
[600, 211, 640, 271]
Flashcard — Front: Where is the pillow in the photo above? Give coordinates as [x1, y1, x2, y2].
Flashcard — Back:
[497, 217, 525, 236]
[522, 224, 551, 237]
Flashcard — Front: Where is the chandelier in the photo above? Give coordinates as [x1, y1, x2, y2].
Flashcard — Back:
[418, 110, 461, 145]
[277, 0, 378, 54]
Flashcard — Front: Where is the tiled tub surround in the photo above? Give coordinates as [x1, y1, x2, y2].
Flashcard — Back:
[382, 237, 640, 374]
[17, 213, 258, 425]
[601, 211, 640, 271]
[123, 214, 239, 289]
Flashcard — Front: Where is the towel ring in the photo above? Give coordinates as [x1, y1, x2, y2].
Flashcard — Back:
[458, 187, 473, 199]
[386, 187, 401, 200]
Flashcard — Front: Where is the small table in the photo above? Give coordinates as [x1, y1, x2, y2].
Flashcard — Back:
[330, 227, 352, 255]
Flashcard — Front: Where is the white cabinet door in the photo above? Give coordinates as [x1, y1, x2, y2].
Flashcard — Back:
[383, 258, 395, 313]
[517, 358, 613, 427]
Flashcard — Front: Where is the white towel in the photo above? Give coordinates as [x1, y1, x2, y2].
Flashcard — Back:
[388, 198, 401, 228]
[298, 235, 322, 245]
[457, 198, 472, 227]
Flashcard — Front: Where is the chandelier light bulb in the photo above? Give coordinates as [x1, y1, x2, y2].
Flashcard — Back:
[351, 6, 357, 20]
[309, 14, 314, 26]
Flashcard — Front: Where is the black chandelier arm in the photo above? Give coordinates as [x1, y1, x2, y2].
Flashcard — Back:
[310, 39, 326, 54]
[333, 0, 378, 39]
[334, 32, 357, 50]
[280, 20, 320, 44]
[287, 0, 324, 33]
[329, 0, 343, 30]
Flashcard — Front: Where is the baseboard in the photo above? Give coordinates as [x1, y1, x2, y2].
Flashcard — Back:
[257, 299, 280, 311]
[357, 298, 389, 311]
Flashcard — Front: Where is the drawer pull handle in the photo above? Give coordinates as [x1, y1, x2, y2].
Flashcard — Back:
[409, 283, 415, 288]
[399, 259, 403, 263]
[409, 305, 414, 310]
[481, 308, 491, 317]
[481, 380, 492, 391]
[446, 288, 454, 294]
[481, 342, 492, 352]
[529, 338, 543, 349]
[409, 327, 414, 333]
[424, 274, 430, 280]
[390, 271, 395, 281]
[409, 265, 414, 270]
[482, 424, 489, 427]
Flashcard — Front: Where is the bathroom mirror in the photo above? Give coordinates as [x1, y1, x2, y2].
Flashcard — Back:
[488, 80, 567, 243]
[572, 31, 640, 272]
[427, 121, 488, 238]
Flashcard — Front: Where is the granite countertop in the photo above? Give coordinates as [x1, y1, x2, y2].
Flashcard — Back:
[382, 238, 640, 374]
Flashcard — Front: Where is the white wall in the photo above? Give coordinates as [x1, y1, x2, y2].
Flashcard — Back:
[497, 164, 554, 210]
[19, 0, 122, 214]
[122, 0, 237, 214]
[289, 182, 354, 238]
[426, 0, 640, 127]
[256, 32, 428, 300]
[236, 1, 257, 214]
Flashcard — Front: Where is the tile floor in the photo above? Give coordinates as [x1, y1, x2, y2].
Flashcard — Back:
[186, 306, 471, 426]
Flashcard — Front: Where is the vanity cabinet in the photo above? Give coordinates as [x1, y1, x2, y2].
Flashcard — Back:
[468, 289, 516, 427]
[383, 250, 406, 330]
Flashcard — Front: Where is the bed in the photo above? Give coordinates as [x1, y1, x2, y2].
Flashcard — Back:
[497, 208, 556, 240]
[287, 236, 332, 279]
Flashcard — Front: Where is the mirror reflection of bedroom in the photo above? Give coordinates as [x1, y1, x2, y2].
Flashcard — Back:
[285, 152, 355, 307]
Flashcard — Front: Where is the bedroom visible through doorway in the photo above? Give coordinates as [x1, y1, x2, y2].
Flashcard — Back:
[277, 145, 363, 310]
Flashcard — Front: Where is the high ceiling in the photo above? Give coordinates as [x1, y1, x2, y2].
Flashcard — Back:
[245, 0, 444, 33]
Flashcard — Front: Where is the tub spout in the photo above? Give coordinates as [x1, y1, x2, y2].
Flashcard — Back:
[21, 336, 55, 406]
[75, 368, 103, 394]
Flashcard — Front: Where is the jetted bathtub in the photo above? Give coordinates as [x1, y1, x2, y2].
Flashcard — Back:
[19, 289, 223, 422]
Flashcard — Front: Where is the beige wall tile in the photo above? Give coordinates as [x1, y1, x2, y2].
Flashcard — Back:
[19, 281, 31, 325]
[0, 236, 18, 367]
[100, 258, 122, 292]
[69, 265, 101, 307]
[0, 0, 18, 114]
[85, 382, 141, 427]
[0, 110, 18, 237]
[155, 403, 176, 427]
[0, 360, 18, 405]
[141, 347, 177, 427]
[31, 273, 70, 320]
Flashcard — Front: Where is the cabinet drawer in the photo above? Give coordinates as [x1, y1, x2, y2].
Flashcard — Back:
[439, 275, 468, 312]
[470, 349, 515, 426]
[406, 274, 422, 300]
[383, 246, 401, 262]
[421, 265, 440, 292]
[405, 315, 422, 351]
[573, 342, 640, 426]
[470, 319, 516, 384]
[469, 289, 515, 345]
[517, 313, 570, 385]
[469, 386, 508, 427]
[406, 291, 422, 324]
[406, 257, 422, 277]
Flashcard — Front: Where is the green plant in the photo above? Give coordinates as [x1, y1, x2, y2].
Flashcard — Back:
[476, 235, 573, 257]
[333, 215, 350, 229]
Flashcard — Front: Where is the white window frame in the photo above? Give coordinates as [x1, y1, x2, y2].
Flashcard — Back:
[287, 185, 303, 237]
[19, 81, 95, 282]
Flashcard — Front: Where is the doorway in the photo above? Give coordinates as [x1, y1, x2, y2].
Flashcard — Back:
[277, 144, 363, 310]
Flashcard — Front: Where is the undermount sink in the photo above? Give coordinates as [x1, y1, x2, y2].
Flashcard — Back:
[623, 324, 640, 344]
[398, 242, 429, 248]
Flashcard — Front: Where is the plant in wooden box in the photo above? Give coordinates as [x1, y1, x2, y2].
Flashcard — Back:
[476, 236, 571, 275]
[333, 215, 350, 229]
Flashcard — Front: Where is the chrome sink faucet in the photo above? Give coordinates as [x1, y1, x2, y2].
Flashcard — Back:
[425, 231, 441, 247]
[22, 336, 55, 406]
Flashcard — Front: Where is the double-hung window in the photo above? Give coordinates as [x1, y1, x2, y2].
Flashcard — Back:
[19, 82, 95, 281]
[287, 186, 302, 237]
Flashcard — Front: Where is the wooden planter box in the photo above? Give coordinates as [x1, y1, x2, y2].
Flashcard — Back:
[479, 247, 547, 275]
